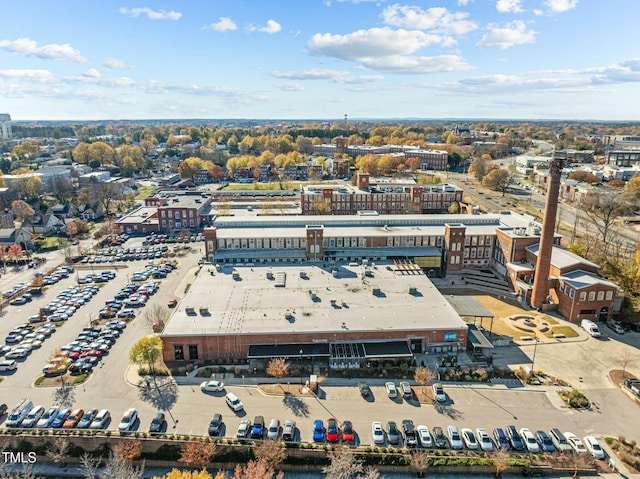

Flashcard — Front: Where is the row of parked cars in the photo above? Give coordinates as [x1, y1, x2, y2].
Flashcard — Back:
[1, 400, 159, 434]
[83, 244, 169, 264]
[369, 422, 605, 459]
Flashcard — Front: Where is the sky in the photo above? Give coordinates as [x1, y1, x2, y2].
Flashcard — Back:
[1, 0, 639, 121]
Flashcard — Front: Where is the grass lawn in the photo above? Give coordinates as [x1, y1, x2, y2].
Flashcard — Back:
[135, 185, 157, 199]
[222, 182, 291, 191]
[544, 325, 579, 338]
[40, 237, 63, 249]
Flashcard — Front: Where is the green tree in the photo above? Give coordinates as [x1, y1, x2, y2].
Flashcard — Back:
[129, 336, 163, 376]
[88, 141, 115, 166]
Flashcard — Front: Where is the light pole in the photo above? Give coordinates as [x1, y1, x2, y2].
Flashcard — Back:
[530, 338, 539, 373]
[299, 349, 304, 384]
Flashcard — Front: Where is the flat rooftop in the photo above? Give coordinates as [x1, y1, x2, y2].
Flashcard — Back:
[162, 263, 467, 337]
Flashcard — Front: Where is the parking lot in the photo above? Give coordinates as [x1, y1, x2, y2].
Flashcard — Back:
[0, 234, 639, 454]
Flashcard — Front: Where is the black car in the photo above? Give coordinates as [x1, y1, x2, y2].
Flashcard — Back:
[150, 412, 166, 433]
[0, 403, 7, 416]
[402, 420, 418, 448]
[358, 381, 371, 397]
[432, 426, 449, 449]
[208, 413, 222, 436]
[506, 425, 525, 451]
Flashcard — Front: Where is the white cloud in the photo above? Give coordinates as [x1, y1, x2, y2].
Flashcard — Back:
[118, 7, 182, 20]
[381, 5, 477, 35]
[476, 21, 537, 49]
[0, 69, 55, 83]
[496, 0, 524, 13]
[83, 68, 101, 78]
[0, 37, 87, 63]
[271, 68, 383, 83]
[209, 17, 237, 32]
[458, 0, 473, 5]
[359, 54, 472, 74]
[544, 0, 579, 13]
[533, 9, 544, 15]
[275, 82, 304, 92]
[248, 19, 282, 34]
[103, 57, 134, 69]
[309, 27, 442, 61]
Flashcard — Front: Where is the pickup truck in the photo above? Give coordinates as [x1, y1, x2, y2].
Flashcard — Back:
[624, 378, 640, 397]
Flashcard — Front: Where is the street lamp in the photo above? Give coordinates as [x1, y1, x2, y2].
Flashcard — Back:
[530, 338, 539, 372]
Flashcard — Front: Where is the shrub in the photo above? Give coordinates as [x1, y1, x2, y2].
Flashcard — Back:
[151, 444, 181, 461]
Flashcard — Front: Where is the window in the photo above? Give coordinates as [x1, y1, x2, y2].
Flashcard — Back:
[569, 289, 574, 299]
[188, 345, 198, 360]
[579, 292, 586, 301]
[162, 220, 166, 227]
[559, 283, 564, 293]
[597, 291, 604, 301]
[168, 211, 173, 218]
[190, 220, 194, 227]
[189, 210, 194, 217]
[606, 290, 613, 300]
[588, 291, 595, 301]
[161, 211, 166, 218]
[175, 212, 180, 220]
[174, 345, 184, 361]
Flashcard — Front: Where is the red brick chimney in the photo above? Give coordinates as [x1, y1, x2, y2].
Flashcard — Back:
[531, 154, 565, 308]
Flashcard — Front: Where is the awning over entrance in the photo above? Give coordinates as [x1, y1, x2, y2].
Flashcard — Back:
[362, 341, 413, 358]
[247, 342, 330, 359]
[467, 325, 494, 349]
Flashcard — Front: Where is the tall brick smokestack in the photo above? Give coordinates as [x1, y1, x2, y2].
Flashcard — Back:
[531, 153, 565, 309]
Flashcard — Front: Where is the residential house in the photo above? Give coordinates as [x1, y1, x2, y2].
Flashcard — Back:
[0, 228, 32, 248]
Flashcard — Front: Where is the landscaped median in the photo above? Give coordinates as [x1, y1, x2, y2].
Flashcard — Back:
[0, 429, 601, 476]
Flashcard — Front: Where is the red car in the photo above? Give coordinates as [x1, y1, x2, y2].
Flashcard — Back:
[326, 418, 340, 443]
[167, 299, 177, 308]
[341, 420, 355, 443]
[67, 351, 80, 361]
[80, 349, 103, 359]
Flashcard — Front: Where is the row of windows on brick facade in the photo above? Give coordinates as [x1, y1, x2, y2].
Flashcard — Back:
[162, 219, 195, 228]
[559, 283, 613, 301]
[213, 235, 445, 250]
[160, 209, 195, 219]
[174, 344, 198, 361]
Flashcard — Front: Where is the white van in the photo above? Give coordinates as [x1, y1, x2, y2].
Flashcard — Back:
[6, 400, 33, 427]
[581, 320, 601, 337]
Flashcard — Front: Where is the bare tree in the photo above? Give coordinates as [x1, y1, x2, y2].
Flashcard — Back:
[104, 451, 145, 479]
[410, 450, 430, 477]
[616, 349, 636, 379]
[254, 440, 287, 470]
[45, 437, 70, 463]
[322, 447, 363, 479]
[51, 380, 75, 409]
[357, 468, 384, 479]
[492, 448, 511, 478]
[414, 366, 435, 399]
[143, 304, 170, 333]
[80, 453, 101, 479]
[580, 190, 632, 245]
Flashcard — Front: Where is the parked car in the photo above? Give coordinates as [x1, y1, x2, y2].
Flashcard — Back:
[447, 425, 463, 449]
[51, 408, 72, 428]
[251, 416, 265, 439]
[326, 418, 340, 443]
[21, 406, 45, 428]
[583, 436, 605, 459]
[399, 382, 412, 399]
[476, 428, 494, 451]
[89, 409, 110, 430]
[118, 408, 138, 432]
[267, 418, 280, 440]
[520, 428, 540, 453]
[387, 421, 401, 445]
[461, 428, 479, 450]
[0, 360, 17, 372]
[433, 426, 449, 449]
[358, 381, 371, 397]
[200, 380, 225, 393]
[493, 428, 510, 449]
[385, 382, 397, 399]
[36, 406, 59, 428]
[565, 432, 588, 454]
[149, 412, 166, 434]
[282, 420, 296, 442]
[432, 383, 446, 402]
[313, 419, 325, 442]
[341, 420, 355, 444]
[77, 409, 98, 429]
[236, 419, 251, 439]
[402, 420, 418, 448]
[549, 428, 573, 453]
[63, 409, 84, 428]
[208, 413, 223, 436]
[225, 393, 243, 412]
[506, 425, 525, 451]
[372, 421, 385, 445]
[417, 425, 433, 448]
[535, 430, 556, 452]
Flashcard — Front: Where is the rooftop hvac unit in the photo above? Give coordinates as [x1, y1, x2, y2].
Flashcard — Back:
[372, 286, 381, 296]
[266, 271, 274, 280]
[232, 271, 240, 280]
[332, 270, 338, 278]
[309, 290, 317, 299]
[275, 272, 286, 287]
[408, 285, 417, 294]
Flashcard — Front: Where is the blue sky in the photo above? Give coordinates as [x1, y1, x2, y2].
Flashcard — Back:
[1, 0, 638, 121]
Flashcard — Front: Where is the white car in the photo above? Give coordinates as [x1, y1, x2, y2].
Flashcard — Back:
[583, 436, 605, 459]
[447, 425, 464, 449]
[225, 393, 243, 412]
[417, 425, 433, 448]
[5, 347, 29, 359]
[267, 418, 280, 440]
[0, 360, 17, 371]
[21, 406, 45, 428]
[476, 428, 494, 452]
[372, 421, 385, 445]
[385, 382, 397, 398]
[461, 428, 479, 449]
[520, 428, 540, 453]
[118, 408, 138, 431]
[432, 383, 446, 402]
[236, 419, 251, 439]
[564, 432, 588, 454]
[200, 380, 225, 392]
[37, 407, 59, 428]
